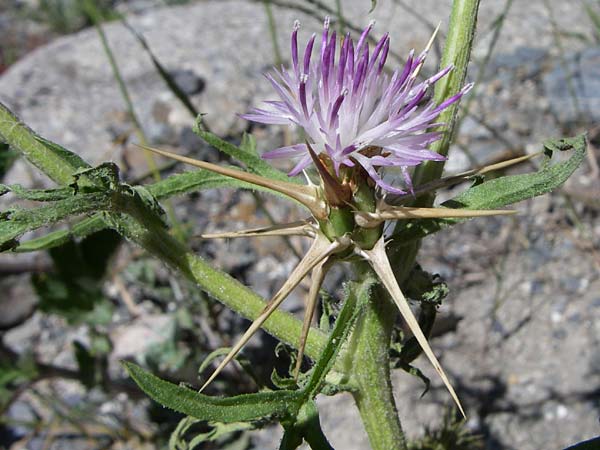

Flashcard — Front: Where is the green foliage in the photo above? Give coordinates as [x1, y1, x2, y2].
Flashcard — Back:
[0, 143, 18, 180]
[13, 215, 106, 253]
[407, 410, 482, 450]
[125, 275, 370, 448]
[124, 362, 304, 423]
[0, 189, 112, 251]
[394, 135, 587, 244]
[193, 118, 293, 183]
[0, 353, 38, 409]
[169, 416, 253, 450]
[32, 229, 120, 324]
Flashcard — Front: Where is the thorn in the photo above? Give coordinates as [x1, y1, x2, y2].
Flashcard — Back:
[355, 207, 517, 228]
[199, 233, 348, 392]
[294, 259, 331, 379]
[199, 220, 316, 239]
[387, 151, 545, 203]
[134, 144, 327, 219]
[363, 238, 466, 418]
[411, 21, 441, 80]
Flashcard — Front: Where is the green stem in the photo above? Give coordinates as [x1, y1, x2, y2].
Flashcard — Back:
[345, 265, 406, 450]
[110, 212, 328, 362]
[0, 101, 329, 364]
[351, 4, 481, 446]
[412, 0, 481, 190]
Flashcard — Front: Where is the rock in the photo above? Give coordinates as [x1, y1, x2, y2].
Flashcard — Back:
[0, 274, 38, 330]
[170, 69, 205, 96]
[543, 47, 600, 124]
[488, 47, 548, 79]
[110, 313, 174, 362]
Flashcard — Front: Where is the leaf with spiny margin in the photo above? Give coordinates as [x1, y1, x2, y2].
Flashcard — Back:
[392, 134, 587, 244]
[192, 118, 294, 183]
[123, 361, 303, 423]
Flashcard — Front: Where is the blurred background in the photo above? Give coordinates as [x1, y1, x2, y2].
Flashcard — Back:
[0, 0, 599, 449]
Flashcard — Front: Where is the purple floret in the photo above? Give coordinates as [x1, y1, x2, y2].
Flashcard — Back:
[241, 18, 472, 194]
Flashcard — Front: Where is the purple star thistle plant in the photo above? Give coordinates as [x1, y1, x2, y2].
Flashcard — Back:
[241, 18, 473, 194]
[1, 0, 590, 447]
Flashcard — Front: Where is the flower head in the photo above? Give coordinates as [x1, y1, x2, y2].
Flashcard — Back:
[242, 18, 473, 194]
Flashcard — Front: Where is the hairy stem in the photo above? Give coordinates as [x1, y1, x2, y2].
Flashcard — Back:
[413, 0, 481, 189]
[349, 265, 406, 450]
[0, 101, 328, 363]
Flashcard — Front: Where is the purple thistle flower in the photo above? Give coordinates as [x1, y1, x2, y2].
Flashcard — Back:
[241, 18, 473, 194]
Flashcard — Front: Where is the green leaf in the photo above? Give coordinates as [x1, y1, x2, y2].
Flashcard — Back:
[34, 135, 90, 172]
[280, 401, 334, 450]
[183, 419, 253, 450]
[147, 169, 259, 199]
[0, 190, 112, 252]
[123, 361, 303, 423]
[14, 214, 107, 253]
[192, 119, 293, 183]
[393, 134, 587, 243]
[0, 102, 91, 185]
[301, 278, 370, 398]
[1, 184, 74, 201]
